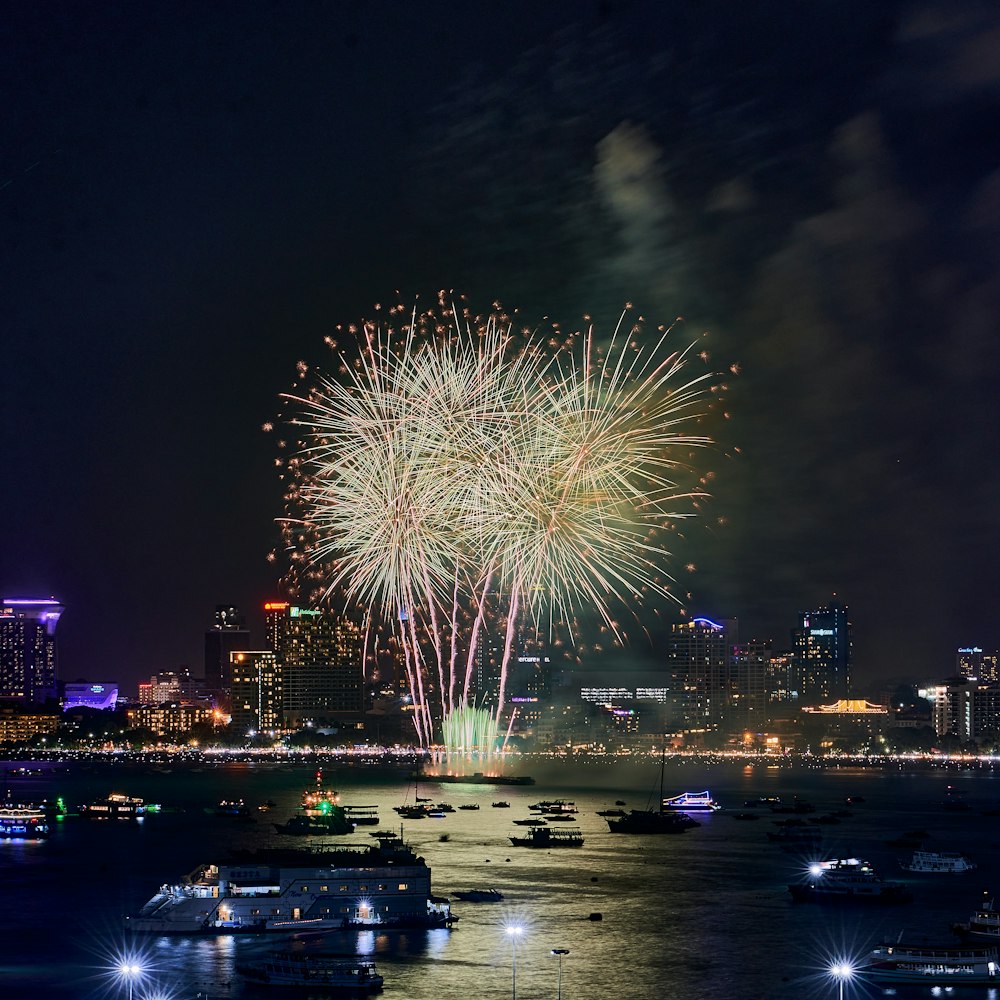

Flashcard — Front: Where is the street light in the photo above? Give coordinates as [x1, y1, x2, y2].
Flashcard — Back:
[551, 948, 570, 999]
[829, 960, 854, 1000]
[117, 961, 144, 1000]
[505, 924, 524, 1000]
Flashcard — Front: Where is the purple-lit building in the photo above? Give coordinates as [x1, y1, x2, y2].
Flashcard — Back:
[62, 682, 119, 711]
[0, 597, 64, 704]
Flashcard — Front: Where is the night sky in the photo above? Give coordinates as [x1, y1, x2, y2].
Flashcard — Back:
[3, 1, 999, 693]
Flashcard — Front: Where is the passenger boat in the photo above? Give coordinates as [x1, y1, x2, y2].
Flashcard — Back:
[0, 804, 50, 839]
[787, 857, 912, 903]
[237, 952, 384, 991]
[79, 793, 146, 819]
[955, 897, 1000, 941]
[508, 827, 583, 848]
[274, 809, 354, 836]
[861, 940, 1000, 985]
[661, 791, 721, 813]
[343, 805, 380, 826]
[529, 799, 576, 813]
[899, 849, 976, 873]
[126, 840, 455, 934]
[453, 888, 503, 902]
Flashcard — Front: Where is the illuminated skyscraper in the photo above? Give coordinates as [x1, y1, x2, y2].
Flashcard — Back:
[792, 602, 852, 703]
[0, 597, 64, 703]
[264, 602, 364, 727]
[957, 647, 999, 683]
[230, 650, 282, 732]
[204, 605, 250, 699]
[667, 617, 738, 730]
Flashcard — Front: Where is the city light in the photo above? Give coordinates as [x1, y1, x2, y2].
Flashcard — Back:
[551, 948, 570, 1000]
[829, 960, 855, 1000]
[505, 924, 524, 1000]
[116, 959, 145, 1000]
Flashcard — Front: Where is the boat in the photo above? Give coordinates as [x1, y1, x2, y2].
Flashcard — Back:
[509, 827, 583, 848]
[343, 805, 380, 826]
[545, 814, 576, 822]
[766, 825, 822, 845]
[744, 796, 782, 808]
[608, 809, 698, 834]
[491, 801, 510, 808]
[126, 840, 456, 934]
[458, 804, 479, 811]
[955, 896, 1000, 941]
[662, 791, 721, 813]
[434, 803, 455, 813]
[237, 952, 384, 991]
[787, 857, 912, 903]
[79, 793, 146, 819]
[768, 797, 815, 814]
[860, 940, 1000, 985]
[596, 809, 626, 817]
[899, 850, 976, 873]
[424, 772, 534, 786]
[541, 800, 577, 815]
[274, 807, 354, 836]
[453, 888, 503, 903]
[0, 804, 50, 839]
[302, 768, 340, 813]
[512, 818, 547, 826]
[208, 799, 252, 818]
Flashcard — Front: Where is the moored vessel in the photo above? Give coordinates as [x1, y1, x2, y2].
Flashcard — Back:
[900, 849, 976, 873]
[861, 940, 1000, 984]
[237, 951, 384, 991]
[0, 804, 49, 839]
[788, 857, 912, 903]
[607, 809, 698, 834]
[509, 827, 583, 848]
[955, 896, 1000, 941]
[126, 839, 455, 934]
[79, 793, 145, 819]
[662, 790, 721, 813]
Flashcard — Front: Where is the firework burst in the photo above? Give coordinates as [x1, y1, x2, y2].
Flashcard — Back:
[279, 296, 722, 745]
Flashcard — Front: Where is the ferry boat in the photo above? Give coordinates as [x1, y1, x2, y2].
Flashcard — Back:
[662, 791, 721, 813]
[126, 839, 455, 934]
[237, 952, 384, 991]
[955, 897, 1000, 941]
[788, 857, 912, 904]
[861, 940, 1000, 985]
[899, 849, 976, 873]
[509, 827, 583, 848]
[79, 793, 145, 819]
[343, 805, 380, 826]
[0, 804, 50, 839]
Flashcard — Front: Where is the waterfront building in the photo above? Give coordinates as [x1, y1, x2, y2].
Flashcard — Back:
[138, 667, 208, 707]
[765, 650, 799, 705]
[922, 677, 977, 742]
[230, 650, 282, 733]
[204, 605, 250, 701]
[62, 682, 119, 711]
[0, 597, 63, 704]
[0, 704, 60, 743]
[667, 616, 738, 730]
[126, 703, 217, 737]
[729, 638, 769, 730]
[792, 601, 852, 703]
[266, 603, 364, 728]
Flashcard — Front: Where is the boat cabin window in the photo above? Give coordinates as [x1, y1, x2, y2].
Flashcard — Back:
[321, 885, 328, 892]
[398, 883, 408, 890]
[340, 885, 348, 891]
[301, 885, 308, 892]
[359, 885, 368, 891]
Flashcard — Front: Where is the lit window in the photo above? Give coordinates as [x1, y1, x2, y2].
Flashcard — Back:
[398, 883, 408, 890]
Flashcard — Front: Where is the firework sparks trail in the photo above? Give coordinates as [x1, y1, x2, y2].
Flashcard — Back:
[279, 297, 722, 747]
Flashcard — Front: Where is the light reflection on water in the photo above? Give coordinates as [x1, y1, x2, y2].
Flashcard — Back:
[4, 759, 1000, 998]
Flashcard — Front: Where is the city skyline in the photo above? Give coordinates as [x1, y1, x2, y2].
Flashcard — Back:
[4, 3, 998, 689]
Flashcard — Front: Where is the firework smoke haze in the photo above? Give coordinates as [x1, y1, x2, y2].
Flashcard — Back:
[282, 298, 720, 743]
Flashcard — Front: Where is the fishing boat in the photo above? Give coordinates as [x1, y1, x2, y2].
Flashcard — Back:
[899, 849, 976, 873]
[237, 951, 384, 990]
[509, 827, 583, 848]
[861, 940, 1000, 985]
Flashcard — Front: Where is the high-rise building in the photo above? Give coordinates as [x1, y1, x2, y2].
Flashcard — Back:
[137, 667, 208, 707]
[667, 617, 738, 730]
[957, 647, 1000, 683]
[204, 605, 250, 699]
[729, 638, 770, 730]
[0, 597, 64, 703]
[230, 650, 282, 733]
[766, 650, 798, 705]
[265, 603, 364, 727]
[792, 602, 852, 703]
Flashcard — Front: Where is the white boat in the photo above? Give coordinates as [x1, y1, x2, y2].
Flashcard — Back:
[956, 897, 1000, 940]
[862, 940, 1000, 984]
[662, 790, 721, 812]
[126, 840, 454, 934]
[237, 952, 384, 991]
[788, 857, 912, 903]
[79, 793, 145, 819]
[899, 849, 976, 873]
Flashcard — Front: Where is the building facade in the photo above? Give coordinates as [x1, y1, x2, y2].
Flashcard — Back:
[667, 617, 738, 730]
[792, 602, 852, 703]
[0, 597, 64, 703]
[204, 605, 251, 702]
[230, 650, 282, 733]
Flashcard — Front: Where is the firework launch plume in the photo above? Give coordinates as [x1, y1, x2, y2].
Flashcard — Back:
[279, 296, 721, 745]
